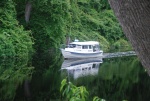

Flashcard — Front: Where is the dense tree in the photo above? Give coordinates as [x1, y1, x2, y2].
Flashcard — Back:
[108, 0, 150, 74]
[0, 0, 132, 57]
[0, 0, 33, 58]
[14, 0, 128, 52]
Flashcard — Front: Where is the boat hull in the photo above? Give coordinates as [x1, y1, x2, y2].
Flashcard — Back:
[61, 58, 103, 79]
[60, 49, 103, 59]
[61, 58, 103, 68]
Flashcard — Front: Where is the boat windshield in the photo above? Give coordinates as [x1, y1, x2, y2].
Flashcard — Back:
[93, 45, 100, 51]
[96, 45, 100, 50]
[67, 44, 76, 48]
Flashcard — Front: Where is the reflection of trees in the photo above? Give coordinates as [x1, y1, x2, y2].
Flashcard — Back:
[0, 58, 34, 101]
[23, 50, 63, 101]
[96, 57, 149, 101]
[73, 57, 150, 101]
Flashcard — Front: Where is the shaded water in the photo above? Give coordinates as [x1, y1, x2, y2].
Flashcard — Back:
[0, 52, 150, 101]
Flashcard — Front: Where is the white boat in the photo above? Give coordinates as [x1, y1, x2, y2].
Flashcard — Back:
[61, 58, 103, 79]
[60, 41, 103, 59]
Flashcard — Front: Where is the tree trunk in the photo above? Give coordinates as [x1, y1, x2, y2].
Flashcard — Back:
[108, 0, 150, 75]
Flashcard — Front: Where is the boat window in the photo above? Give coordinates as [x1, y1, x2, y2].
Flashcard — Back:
[82, 45, 88, 49]
[89, 45, 92, 49]
[92, 64, 96, 68]
[93, 45, 96, 52]
[68, 44, 76, 48]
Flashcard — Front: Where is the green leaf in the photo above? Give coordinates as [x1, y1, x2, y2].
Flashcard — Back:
[60, 79, 67, 92]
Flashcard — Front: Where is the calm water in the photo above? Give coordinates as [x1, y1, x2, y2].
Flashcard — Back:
[1, 51, 150, 101]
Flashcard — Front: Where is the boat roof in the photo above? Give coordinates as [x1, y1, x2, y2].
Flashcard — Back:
[69, 41, 99, 45]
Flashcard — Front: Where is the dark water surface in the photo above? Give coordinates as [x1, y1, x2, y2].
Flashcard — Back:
[1, 52, 150, 101]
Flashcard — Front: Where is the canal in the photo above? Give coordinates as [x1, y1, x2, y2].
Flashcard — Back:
[0, 51, 150, 101]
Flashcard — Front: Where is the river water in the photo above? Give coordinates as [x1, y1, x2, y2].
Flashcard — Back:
[0, 51, 150, 101]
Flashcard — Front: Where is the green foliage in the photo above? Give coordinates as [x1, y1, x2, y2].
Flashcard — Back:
[15, 0, 71, 53]
[93, 96, 106, 101]
[112, 39, 132, 51]
[113, 39, 129, 47]
[1, 0, 131, 57]
[60, 79, 106, 101]
[60, 79, 89, 101]
[14, 0, 129, 54]
[64, 0, 126, 51]
[0, 0, 33, 58]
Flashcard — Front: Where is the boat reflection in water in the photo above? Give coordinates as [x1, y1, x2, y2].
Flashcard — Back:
[61, 58, 103, 79]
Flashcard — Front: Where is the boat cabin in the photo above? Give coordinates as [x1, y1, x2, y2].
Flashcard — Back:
[65, 41, 101, 53]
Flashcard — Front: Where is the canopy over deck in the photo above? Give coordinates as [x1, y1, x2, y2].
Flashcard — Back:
[70, 41, 99, 45]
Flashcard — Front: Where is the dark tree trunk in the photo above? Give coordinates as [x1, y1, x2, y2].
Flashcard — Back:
[108, 0, 150, 74]
[25, 1, 32, 23]
[24, 80, 31, 101]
